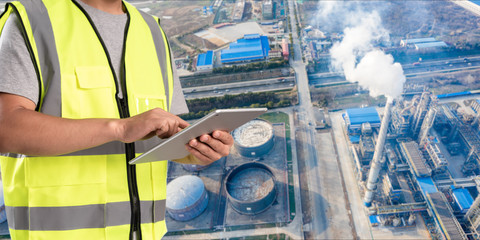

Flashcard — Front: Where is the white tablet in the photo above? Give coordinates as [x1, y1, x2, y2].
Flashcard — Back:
[129, 108, 268, 164]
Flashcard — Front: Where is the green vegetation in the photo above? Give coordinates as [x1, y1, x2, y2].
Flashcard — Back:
[213, 60, 289, 74]
[180, 92, 297, 120]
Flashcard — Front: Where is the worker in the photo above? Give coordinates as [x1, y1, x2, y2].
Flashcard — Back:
[0, 0, 233, 239]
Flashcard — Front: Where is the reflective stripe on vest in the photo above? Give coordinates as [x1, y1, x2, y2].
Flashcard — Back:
[6, 200, 165, 231]
[0, 0, 173, 239]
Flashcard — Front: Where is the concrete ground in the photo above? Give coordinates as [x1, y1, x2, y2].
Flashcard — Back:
[313, 131, 354, 239]
[194, 22, 266, 46]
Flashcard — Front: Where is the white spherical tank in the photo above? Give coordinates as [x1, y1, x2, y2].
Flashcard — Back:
[166, 175, 208, 221]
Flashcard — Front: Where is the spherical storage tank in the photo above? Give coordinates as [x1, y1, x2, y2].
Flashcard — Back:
[232, 119, 274, 158]
[166, 175, 208, 221]
[225, 162, 277, 215]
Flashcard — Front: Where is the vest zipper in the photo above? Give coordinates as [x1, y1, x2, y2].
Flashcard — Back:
[71, 1, 141, 239]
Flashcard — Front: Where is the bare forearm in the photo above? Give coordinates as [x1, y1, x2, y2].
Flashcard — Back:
[0, 107, 120, 156]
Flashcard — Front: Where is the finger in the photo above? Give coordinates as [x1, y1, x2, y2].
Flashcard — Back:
[189, 140, 222, 161]
[186, 144, 216, 165]
[168, 120, 179, 137]
[211, 130, 234, 145]
[199, 134, 230, 157]
[175, 116, 189, 129]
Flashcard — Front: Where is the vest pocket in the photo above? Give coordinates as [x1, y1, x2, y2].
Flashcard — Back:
[25, 155, 107, 187]
[131, 94, 166, 116]
[62, 66, 119, 119]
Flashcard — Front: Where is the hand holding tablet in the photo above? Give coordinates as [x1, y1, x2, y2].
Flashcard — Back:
[129, 108, 268, 164]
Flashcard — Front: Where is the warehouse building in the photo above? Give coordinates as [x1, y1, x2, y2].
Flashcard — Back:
[343, 107, 381, 135]
[220, 34, 270, 64]
[196, 50, 214, 72]
[399, 37, 448, 52]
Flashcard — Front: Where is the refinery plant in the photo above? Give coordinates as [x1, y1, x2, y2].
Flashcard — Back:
[343, 90, 480, 239]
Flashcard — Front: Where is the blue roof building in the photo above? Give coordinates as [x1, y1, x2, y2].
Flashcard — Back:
[417, 177, 438, 196]
[220, 34, 270, 63]
[344, 107, 381, 134]
[452, 188, 474, 214]
[196, 50, 214, 71]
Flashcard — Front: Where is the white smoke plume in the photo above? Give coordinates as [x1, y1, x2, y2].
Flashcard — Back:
[329, 11, 406, 99]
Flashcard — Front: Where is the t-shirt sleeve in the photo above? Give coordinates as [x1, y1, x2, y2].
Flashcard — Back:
[168, 51, 189, 115]
[0, 14, 40, 105]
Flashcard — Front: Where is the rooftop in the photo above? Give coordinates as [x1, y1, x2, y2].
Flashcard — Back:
[427, 192, 467, 240]
[415, 41, 448, 49]
[345, 107, 381, 127]
[197, 51, 214, 67]
[220, 35, 270, 63]
[401, 37, 437, 44]
[452, 188, 474, 210]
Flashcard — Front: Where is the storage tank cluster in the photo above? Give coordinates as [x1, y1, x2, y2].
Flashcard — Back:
[232, 119, 274, 158]
[225, 162, 277, 215]
[166, 175, 209, 221]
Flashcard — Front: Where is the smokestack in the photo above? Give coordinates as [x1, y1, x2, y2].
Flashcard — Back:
[364, 98, 393, 206]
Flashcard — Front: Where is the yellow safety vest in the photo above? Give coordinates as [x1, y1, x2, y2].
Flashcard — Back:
[0, 0, 174, 239]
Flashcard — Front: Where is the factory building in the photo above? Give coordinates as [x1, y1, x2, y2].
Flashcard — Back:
[225, 162, 277, 215]
[391, 109, 412, 137]
[399, 141, 432, 177]
[400, 37, 437, 47]
[426, 192, 467, 240]
[450, 187, 474, 214]
[343, 107, 381, 135]
[466, 194, 480, 238]
[414, 42, 448, 52]
[382, 173, 402, 202]
[220, 34, 270, 64]
[232, 119, 275, 158]
[400, 37, 448, 52]
[166, 175, 209, 221]
[472, 100, 480, 114]
[262, 0, 273, 20]
[425, 142, 448, 172]
[412, 92, 433, 138]
[196, 51, 214, 72]
[232, 0, 245, 22]
[359, 135, 375, 162]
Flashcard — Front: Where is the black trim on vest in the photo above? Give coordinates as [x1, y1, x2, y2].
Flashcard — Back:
[7, 3, 42, 112]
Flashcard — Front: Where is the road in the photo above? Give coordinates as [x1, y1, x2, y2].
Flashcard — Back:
[183, 77, 295, 99]
[286, 0, 356, 239]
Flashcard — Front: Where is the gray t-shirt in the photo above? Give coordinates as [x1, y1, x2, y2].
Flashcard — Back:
[0, 0, 188, 115]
